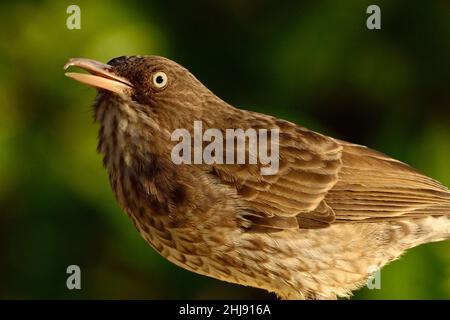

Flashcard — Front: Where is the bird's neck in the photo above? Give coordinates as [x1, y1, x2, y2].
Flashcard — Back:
[96, 97, 180, 224]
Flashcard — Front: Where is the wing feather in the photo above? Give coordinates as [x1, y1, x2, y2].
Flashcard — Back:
[210, 116, 450, 231]
[327, 141, 450, 222]
[211, 116, 342, 229]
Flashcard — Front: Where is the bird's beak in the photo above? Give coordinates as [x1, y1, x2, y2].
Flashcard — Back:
[64, 58, 133, 95]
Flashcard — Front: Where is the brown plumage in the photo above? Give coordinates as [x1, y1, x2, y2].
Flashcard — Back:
[64, 55, 450, 299]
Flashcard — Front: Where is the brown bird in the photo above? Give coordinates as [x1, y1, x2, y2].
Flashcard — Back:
[64, 56, 450, 299]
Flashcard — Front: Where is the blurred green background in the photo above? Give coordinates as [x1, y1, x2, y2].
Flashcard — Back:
[1, 0, 450, 299]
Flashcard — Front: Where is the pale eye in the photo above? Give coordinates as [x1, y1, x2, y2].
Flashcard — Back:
[152, 71, 168, 89]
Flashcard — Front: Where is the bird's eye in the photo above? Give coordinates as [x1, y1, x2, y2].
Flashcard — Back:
[152, 71, 168, 89]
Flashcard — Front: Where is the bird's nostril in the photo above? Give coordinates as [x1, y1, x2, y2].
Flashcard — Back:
[107, 56, 129, 66]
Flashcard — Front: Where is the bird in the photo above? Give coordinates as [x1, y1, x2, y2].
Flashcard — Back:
[64, 55, 450, 299]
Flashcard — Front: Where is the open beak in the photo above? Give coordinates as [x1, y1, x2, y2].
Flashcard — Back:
[64, 58, 133, 95]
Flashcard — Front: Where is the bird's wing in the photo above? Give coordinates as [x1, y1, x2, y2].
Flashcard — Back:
[326, 140, 450, 223]
[210, 117, 343, 230]
[211, 116, 450, 231]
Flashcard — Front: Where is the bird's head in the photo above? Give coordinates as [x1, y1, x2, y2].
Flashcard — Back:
[64, 56, 219, 131]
